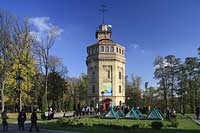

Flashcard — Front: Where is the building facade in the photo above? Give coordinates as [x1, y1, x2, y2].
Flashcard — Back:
[86, 24, 126, 108]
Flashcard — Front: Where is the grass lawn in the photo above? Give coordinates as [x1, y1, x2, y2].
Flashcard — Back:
[39, 115, 200, 133]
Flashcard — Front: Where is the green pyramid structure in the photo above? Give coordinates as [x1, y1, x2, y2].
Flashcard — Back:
[105, 108, 119, 119]
[116, 109, 125, 118]
[155, 108, 164, 117]
[134, 108, 143, 119]
[125, 108, 139, 119]
[147, 108, 163, 120]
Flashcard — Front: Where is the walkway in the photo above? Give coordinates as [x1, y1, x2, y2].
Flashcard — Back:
[0, 122, 80, 133]
[192, 117, 200, 126]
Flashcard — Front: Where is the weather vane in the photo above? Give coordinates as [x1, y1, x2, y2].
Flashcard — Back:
[99, 4, 108, 24]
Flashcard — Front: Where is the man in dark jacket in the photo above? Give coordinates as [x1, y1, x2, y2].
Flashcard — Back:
[1, 110, 8, 131]
[18, 109, 27, 130]
[196, 106, 200, 120]
[29, 109, 39, 132]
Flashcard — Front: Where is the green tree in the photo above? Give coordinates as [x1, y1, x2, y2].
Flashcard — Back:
[48, 71, 65, 111]
[125, 75, 142, 107]
[154, 56, 169, 109]
[33, 27, 60, 112]
[184, 57, 199, 113]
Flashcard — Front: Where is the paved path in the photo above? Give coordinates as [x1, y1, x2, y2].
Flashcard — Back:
[0, 122, 80, 133]
[192, 116, 200, 125]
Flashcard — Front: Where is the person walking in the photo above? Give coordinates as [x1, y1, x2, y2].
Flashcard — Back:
[29, 109, 39, 132]
[18, 109, 27, 130]
[195, 106, 200, 120]
[1, 110, 8, 131]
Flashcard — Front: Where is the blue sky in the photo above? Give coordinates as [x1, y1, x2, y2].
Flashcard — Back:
[1, 0, 200, 88]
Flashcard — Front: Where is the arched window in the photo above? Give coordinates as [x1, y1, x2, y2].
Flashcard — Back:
[116, 47, 118, 53]
[122, 50, 124, 55]
[105, 46, 109, 52]
[119, 100, 122, 106]
[101, 46, 104, 52]
[119, 48, 121, 54]
[119, 85, 121, 93]
[108, 70, 110, 79]
[110, 46, 114, 52]
[119, 72, 122, 80]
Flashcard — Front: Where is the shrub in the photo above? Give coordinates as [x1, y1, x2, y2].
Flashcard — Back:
[151, 121, 163, 129]
[170, 118, 179, 128]
[132, 124, 140, 129]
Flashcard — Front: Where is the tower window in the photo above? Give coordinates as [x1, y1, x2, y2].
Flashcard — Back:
[119, 85, 122, 93]
[101, 46, 104, 52]
[119, 72, 122, 80]
[96, 47, 99, 53]
[110, 46, 114, 52]
[116, 47, 118, 53]
[105, 46, 109, 52]
[92, 48, 95, 54]
[108, 70, 110, 79]
[122, 50, 124, 55]
[92, 72, 95, 79]
[87, 48, 89, 54]
[92, 85, 95, 93]
[119, 49, 121, 54]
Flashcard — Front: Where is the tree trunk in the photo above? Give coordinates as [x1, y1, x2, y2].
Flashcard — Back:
[189, 81, 194, 113]
[1, 81, 5, 111]
[171, 74, 175, 109]
[164, 88, 168, 108]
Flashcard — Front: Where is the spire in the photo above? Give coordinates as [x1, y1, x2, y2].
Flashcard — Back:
[99, 4, 108, 24]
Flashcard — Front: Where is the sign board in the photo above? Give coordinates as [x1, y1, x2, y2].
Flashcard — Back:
[102, 83, 112, 96]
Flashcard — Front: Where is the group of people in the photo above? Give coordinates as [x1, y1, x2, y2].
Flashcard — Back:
[1, 109, 39, 132]
[166, 108, 176, 119]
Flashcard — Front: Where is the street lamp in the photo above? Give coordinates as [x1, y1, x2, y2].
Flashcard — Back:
[16, 72, 23, 111]
[101, 91, 104, 103]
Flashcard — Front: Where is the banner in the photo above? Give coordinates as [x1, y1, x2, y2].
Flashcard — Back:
[102, 83, 112, 96]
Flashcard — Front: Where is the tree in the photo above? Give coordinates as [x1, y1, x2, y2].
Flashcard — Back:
[154, 56, 169, 109]
[184, 57, 199, 113]
[48, 71, 65, 111]
[125, 75, 142, 107]
[0, 10, 15, 111]
[143, 86, 157, 107]
[164, 55, 180, 108]
[33, 26, 59, 112]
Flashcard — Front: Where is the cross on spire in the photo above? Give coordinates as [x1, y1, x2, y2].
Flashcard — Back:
[99, 4, 108, 24]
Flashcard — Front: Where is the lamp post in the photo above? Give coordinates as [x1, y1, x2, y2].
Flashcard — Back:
[16, 71, 23, 111]
[126, 96, 130, 106]
[101, 91, 104, 104]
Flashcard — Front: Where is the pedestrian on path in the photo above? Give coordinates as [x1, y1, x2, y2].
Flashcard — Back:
[196, 106, 200, 120]
[1, 110, 8, 131]
[29, 109, 40, 132]
[18, 109, 27, 130]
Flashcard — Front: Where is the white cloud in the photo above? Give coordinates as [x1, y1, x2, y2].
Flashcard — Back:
[130, 43, 145, 53]
[29, 17, 64, 38]
[29, 17, 51, 32]
[131, 43, 139, 49]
